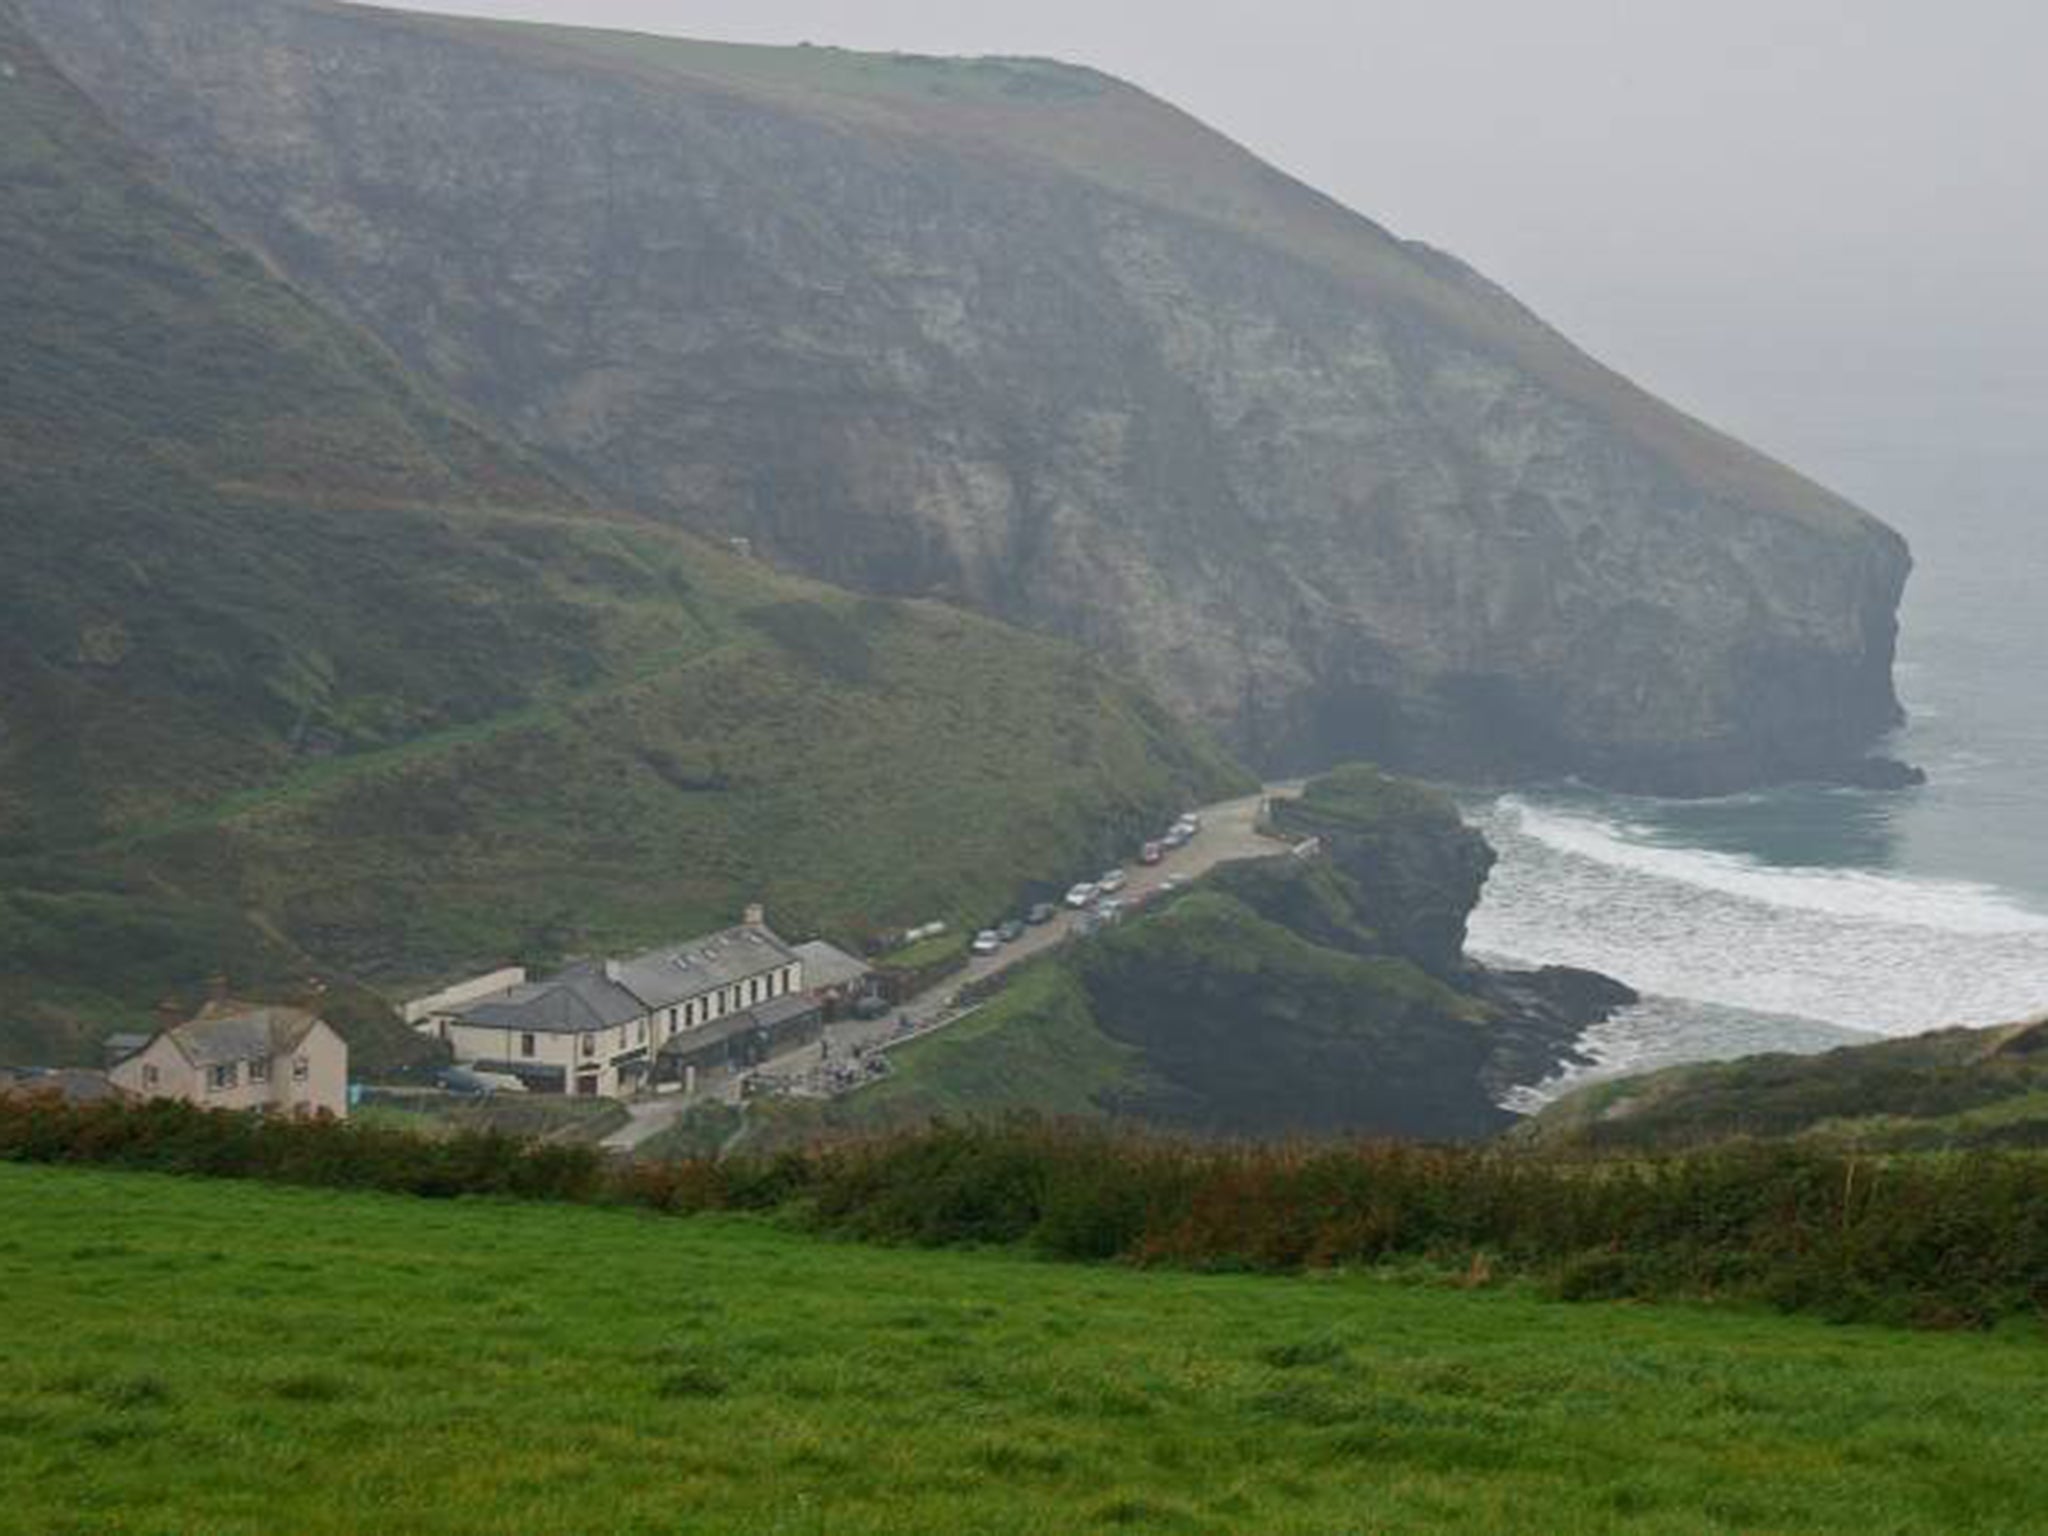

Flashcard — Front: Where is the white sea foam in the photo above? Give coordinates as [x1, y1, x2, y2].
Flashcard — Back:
[1469, 796, 2048, 1041]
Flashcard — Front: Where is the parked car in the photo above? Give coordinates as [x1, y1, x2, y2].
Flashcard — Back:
[1026, 902, 1060, 926]
[1174, 814, 1201, 838]
[1139, 840, 1165, 866]
[998, 919, 1027, 944]
[1093, 897, 1126, 922]
[971, 929, 1002, 956]
[851, 991, 893, 1021]
[1099, 868, 1128, 894]
[1161, 826, 1192, 850]
[1065, 883, 1100, 908]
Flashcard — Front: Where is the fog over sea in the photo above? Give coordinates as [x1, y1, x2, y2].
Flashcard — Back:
[1474, 379, 2048, 1107]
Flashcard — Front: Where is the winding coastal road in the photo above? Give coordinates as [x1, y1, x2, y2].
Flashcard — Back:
[600, 782, 1301, 1150]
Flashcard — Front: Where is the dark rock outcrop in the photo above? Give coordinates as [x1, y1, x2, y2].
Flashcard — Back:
[1470, 966, 1638, 1103]
[1197, 766, 1637, 1126]
[16, 0, 1913, 794]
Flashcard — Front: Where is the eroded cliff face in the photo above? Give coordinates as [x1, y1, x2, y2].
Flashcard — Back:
[18, 0, 1913, 792]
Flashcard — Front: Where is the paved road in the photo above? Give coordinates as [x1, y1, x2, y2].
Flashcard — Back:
[733, 782, 1304, 1101]
[599, 782, 1302, 1149]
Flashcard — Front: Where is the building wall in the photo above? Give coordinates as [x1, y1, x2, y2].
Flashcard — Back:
[108, 1022, 349, 1119]
[109, 1036, 198, 1105]
[443, 1020, 581, 1090]
[293, 1022, 349, 1119]
[443, 957, 804, 1100]
[403, 967, 529, 1027]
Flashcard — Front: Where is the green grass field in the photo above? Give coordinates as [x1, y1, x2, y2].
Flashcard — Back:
[2, 1163, 2042, 1535]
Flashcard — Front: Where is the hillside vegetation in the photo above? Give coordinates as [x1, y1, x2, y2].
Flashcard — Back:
[2, 1159, 2045, 1533]
[1526, 1017, 2048, 1153]
[758, 767, 1624, 1143]
[21, 0, 1912, 792]
[0, 14, 1246, 1069]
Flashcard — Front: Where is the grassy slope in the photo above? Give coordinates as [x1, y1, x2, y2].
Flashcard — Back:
[755, 765, 1517, 1146]
[0, 18, 1247, 1066]
[755, 889, 1502, 1149]
[1, 1163, 2043, 1536]
[761, 962, 1146, 1140]
[1527, 1018, 2048, 1153]
[407, 5, 1876, 541]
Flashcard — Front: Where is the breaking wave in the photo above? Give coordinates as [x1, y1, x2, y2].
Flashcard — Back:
[1470, 795, 2048, 1046]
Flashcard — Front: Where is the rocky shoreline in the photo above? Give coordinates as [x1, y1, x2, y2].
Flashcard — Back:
[1472, 965, 1640, 1110]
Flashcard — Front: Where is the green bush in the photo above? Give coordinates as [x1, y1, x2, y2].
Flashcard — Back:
[7, 1097, 2046, 1329]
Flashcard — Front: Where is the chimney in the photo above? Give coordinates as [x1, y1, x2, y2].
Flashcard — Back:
[603, 959, 623, 984]
[743, 902, 766, 929]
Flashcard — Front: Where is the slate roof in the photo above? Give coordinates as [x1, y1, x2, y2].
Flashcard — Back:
[793, 940, 870, 992]
[166, 1003, 324, 1068]
[455, 962, 647, 1037]
[656, 994, 819, 1059]
[655, 1011, 763, 1059]
[612, 926, 798, 1013]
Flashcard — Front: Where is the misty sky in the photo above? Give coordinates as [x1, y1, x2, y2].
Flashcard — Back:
[374, 0, 2045, 476]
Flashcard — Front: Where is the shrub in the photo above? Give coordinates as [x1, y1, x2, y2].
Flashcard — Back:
[7, 1096, 2046, 1329]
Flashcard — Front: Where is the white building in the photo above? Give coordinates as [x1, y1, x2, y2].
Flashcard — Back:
[107, 1002, 349, 1119]
[432, 912, 817, 1098]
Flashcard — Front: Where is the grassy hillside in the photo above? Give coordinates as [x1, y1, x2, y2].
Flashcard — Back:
[0, 15, 1247, 1068]
[1526, 1017, 2048, 1153]
[754, 768, 1580, 1145]
[2, 1162, 2042, 1534]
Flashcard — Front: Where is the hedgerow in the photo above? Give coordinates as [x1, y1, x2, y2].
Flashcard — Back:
[4, 1097, 2043, 1328]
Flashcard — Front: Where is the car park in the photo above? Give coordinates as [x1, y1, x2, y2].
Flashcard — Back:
[970, 930, 1002, 956]
[1065, 883, 1100, 908]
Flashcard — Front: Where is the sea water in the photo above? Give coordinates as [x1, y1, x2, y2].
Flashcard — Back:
[1474, 384, 2048, 1106]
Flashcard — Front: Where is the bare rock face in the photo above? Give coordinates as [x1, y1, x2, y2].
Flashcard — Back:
[18, 0, 1913, 793]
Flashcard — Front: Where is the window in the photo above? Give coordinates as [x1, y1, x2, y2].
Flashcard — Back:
[249, 1057, 271, 1084]
[520, 1033, 536, 1059]
[293, 1057, 309, 1083]
[582, 1033, 597, 1059]
[210, 1063, 238, 1092]
[142, 1064, 160, 1089]
[635, 1020, 647, 1045]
